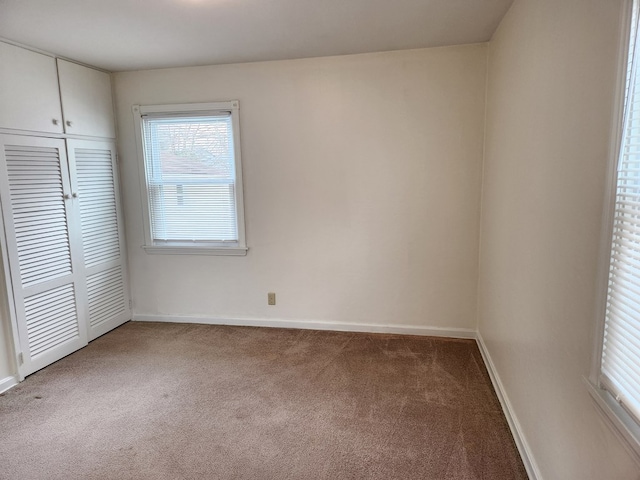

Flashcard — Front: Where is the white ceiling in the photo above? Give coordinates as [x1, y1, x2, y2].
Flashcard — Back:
[0, 0, 513, 72]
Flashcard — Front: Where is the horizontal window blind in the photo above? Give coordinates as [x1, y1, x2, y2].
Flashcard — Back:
[602, 0, 640, 423]
[141, 113, 238, 243]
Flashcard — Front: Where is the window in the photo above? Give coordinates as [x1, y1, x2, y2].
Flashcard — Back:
[590, 0, 640, 458]
[133, 101, 247, 255]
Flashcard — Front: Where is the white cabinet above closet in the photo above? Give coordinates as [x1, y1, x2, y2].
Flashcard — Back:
[0, 42, 116, 139]
[57, 59, 116, 139]
[0, 42, 63, 134]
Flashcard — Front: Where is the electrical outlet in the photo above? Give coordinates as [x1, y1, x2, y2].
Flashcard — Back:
[268, 292, 276, 305]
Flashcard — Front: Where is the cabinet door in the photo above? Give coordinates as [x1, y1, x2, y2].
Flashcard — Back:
[67, 139, 130, 340]
[0, 42, 63, 134]
[57, 59, 116, 139]
[0, 135, 87, 376]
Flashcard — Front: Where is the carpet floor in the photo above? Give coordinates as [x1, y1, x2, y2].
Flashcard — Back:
[0, 322, 528, 479]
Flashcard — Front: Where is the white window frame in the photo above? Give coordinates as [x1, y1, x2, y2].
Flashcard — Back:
[588, 0, 640, 463]
[132, 101, 247, 256]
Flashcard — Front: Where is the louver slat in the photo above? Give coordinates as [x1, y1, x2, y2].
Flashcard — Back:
[5, 145, 72, 287]
[86, 266, 126, 328]
[24, 284, 78, 357]
[75, 147, 121, 267]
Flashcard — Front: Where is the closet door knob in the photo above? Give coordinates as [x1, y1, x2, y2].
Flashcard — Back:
[66, 120, 73, 127]
[52, 119, 59, 125]
[72, 193, 78, 198]
[64, 194, 71, 200]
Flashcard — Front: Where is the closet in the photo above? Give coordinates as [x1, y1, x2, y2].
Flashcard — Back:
[0, 41, 130, 378]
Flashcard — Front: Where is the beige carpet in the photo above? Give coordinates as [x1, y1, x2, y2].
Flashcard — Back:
[0, 322, 527, 479]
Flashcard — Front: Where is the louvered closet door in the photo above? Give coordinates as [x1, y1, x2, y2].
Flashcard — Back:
[0, 135, 87, 376]
[67, 139, 130, 340]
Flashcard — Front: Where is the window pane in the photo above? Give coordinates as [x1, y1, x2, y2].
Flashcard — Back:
[602, 0, 640, 423]
[142, 114, 238, 242]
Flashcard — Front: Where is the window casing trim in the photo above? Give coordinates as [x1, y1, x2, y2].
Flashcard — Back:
[132, 101, 247, 255]
[589, 0, 640, 465]
[142, 245, 248, 256]
[585, 378, 640, 464]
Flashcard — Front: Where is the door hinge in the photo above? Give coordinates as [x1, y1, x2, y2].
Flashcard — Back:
[17, 353, 23, 365]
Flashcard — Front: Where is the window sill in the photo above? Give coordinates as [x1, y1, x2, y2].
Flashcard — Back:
[584, 377, 640, 464]
[142, 245, 248, 256]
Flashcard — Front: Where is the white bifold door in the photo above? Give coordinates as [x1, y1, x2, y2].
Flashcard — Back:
[0, 134, 129, 377]
[67, 139, 129, 341]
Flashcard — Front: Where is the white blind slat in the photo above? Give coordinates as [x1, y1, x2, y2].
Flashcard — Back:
[142, 114, 238, 243]
[602, 0, 640, 424]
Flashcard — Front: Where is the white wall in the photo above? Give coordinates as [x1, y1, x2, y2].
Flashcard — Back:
[478, 0, 640, 478]
[113, 45, 487, 332]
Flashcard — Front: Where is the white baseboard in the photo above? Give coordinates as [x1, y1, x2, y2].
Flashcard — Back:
[132, 313, 477, 339]
[0, 375, 18, 394]
[476, 333, 542, 480]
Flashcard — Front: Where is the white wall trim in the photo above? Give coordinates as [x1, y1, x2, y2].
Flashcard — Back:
[584, 377, 640, 466]
[0, 375, 18, 394]
[476, 333, 543, 480]
[132, 313, 477, 339]
[589, 0, 633, 386]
